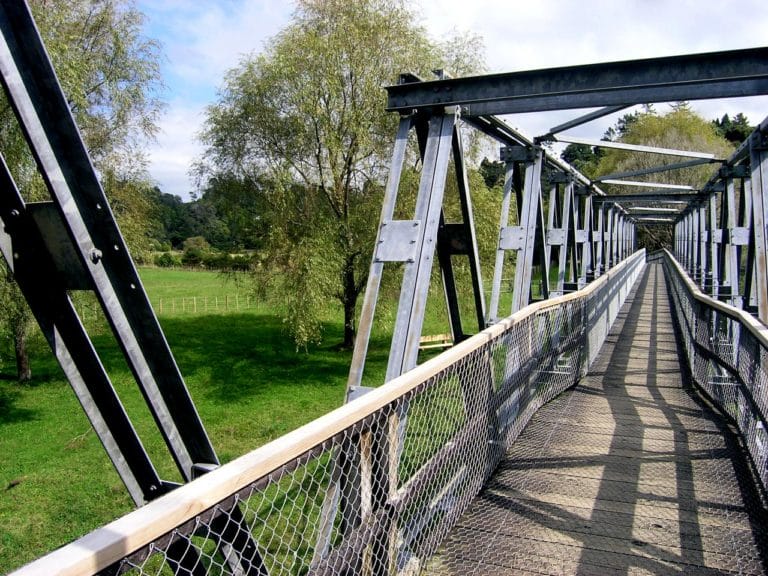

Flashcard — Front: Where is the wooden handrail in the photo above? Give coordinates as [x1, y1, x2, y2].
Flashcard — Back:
[662, 249, 768, 348]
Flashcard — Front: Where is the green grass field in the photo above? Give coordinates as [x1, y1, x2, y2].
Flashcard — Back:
[0, 265, 499, 572]
[0, 268, 390, 572]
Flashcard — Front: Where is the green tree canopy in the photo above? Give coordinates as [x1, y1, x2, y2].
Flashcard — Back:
[0, 0, 164, 379]
[198, 0, 485, 349]
[592, 106, 734, 251]
[712, 112, 754, 146]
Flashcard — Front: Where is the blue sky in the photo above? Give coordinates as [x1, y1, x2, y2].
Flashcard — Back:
[135, 0, 768, 200]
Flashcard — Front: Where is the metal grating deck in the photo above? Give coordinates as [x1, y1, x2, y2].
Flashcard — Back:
[424, 263, 768, 575]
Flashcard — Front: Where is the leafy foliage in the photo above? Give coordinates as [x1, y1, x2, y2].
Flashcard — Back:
[0, 0, 164, 379]
[712, 112, 754, 146]
[198, 0, 485, 348]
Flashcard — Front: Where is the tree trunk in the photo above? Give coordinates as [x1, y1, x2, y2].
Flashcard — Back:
[342, 260, 358, 349]
[14, 327, 31, 382]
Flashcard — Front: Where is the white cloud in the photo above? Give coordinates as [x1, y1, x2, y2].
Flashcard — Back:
[145, 101, 207, 199]
[140, 0, 768, 199]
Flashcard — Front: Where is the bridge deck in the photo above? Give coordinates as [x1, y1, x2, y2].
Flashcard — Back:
[425, 263, 768, 575]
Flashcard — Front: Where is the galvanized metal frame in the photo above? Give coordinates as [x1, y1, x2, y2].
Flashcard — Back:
[0, 5, 265, 574]
[3, 5, 768, 571]
[674, 118, 768, 323]
[0, 1, 218, 504]
[386, 47, 768, 115]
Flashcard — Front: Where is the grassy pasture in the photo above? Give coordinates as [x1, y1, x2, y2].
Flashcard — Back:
[0, 269, 382, 571]
[0, 264, 494, 572]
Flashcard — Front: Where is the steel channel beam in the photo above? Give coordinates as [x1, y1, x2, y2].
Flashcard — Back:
[594, 203, 605, 276]
[386, 112, 456, 380]
[445, 120, 486, 333]
[749, 129, 768, 322]
[592, 193, 699, 203]
[387, 47, 768, 115]
[596, 158, 720, 182]
[556, 136, 719, 160]
[708, 193, 719, 297]
[0, 2, 217, 482]
[600, 179, 695, 191]
[546, 105, 630, 136]
[0, 160, 160, 505]
[511, 148, 545, 311]
[725, 177, 743, 308]
[698, 203, 708, 289]
[487, 159, 517, 324]
[346, 116, 412, 394]
[580, 194, 594, 284]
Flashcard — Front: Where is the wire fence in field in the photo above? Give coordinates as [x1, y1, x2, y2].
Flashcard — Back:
[150, 294, 263, 316]
[72, 293, 265, 324]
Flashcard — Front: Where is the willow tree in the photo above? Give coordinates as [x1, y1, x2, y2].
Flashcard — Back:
[199, 0, 484, 349]
[0, 0, 163, 380]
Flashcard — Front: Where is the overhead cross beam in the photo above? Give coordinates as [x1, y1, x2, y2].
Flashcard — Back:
[592, 193, 700, 203]
[386, 47, 768, 116]
[595, 158, 720, 182]
[553, 136, 720, 160]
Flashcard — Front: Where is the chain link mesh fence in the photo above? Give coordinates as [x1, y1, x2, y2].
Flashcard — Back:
[662, 250, 768, 496]
[15, 252, 645, 576]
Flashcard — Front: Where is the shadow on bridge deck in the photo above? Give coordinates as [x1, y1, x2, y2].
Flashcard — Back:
[425, 263, 768, 575]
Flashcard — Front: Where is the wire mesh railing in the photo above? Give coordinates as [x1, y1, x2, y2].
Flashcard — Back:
[11, 251, 646, 576]
[661, 249, 768, 494]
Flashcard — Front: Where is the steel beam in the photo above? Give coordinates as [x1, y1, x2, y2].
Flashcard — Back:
[592, 193, 699, 204]
[386, 112, 456, 381]
[595, 158, 719, 182]
[0, 0, 217, 492]
[749, 128, 768, 322]
[555, 136, 719, 160]
[346, 117, 413, 395]
[545, 105, 630, 136]
[511, 148, 546, 311]
[600, 180, 695, 191]
[387, 48, 768, 115]
[487, 157, 518, 324]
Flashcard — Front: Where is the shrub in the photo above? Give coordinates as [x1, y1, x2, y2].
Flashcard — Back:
[154, 252, 180, 268]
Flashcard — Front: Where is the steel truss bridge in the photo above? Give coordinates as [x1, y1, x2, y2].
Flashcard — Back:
[2, 3, 767, 575]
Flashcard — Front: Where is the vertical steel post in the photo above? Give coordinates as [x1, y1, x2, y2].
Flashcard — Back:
[594, 202, 605, 276]
[708, 192, 720, 296]
[554, 179, 574, 295]
[749, 128, 768, 322]
[346, 116, 413, 395]
[580, 193, 594, 284]
[724, 177, 743, 308]
[698, 202, 708, 290]
[487, 156, 516, 324]
[511, 147, 545, 311]
[0, 0, 217, 491]
[386, 111, 457, 381]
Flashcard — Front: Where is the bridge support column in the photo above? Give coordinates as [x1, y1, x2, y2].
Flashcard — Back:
[509, 146, 548, 312]
[749, 124, 768, 323]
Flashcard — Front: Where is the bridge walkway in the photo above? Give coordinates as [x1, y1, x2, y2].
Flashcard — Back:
[425, 263, 768, 575]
